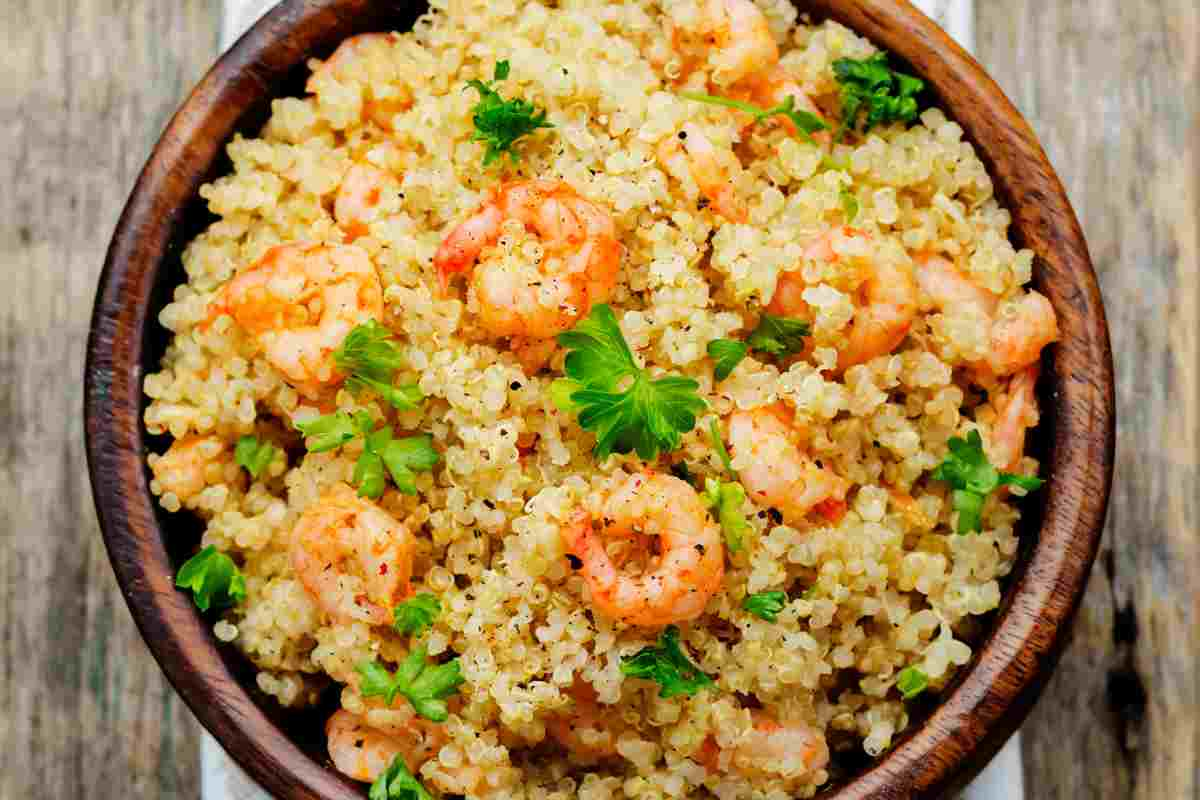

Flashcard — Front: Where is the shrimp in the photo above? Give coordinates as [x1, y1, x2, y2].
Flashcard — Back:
[666, 0, 778, 86]
[326, 708, 446, 782]
[699, 714, 829, 779]
[306, 33, 413, 130]
[291, 482, 415, 625]
[657, 124, 748, 223]
[547, 682, 623, 762]
[149, 435, 230, 504]
[727, 404, 850, 525]
[335, 164, 400, 242]
[990, 364, 1040, 472]
[737, 66, 830, 143]
[770, 228, 916, 369]
[207, 243, 383, 399]
[560, 472, 725, 627]
[433, 180, 622, 341]
[915, 253, 1058, 376]
[821, 231, 917, 370]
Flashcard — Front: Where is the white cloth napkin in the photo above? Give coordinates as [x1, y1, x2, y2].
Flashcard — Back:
[201, 1, 1021, 798]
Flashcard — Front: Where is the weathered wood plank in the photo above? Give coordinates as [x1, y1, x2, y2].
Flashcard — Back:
[0, 1, 220, 798]
[977, 2, 1199, 798]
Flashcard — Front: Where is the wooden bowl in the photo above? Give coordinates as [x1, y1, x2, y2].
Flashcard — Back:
[84, 0, 1115, 797]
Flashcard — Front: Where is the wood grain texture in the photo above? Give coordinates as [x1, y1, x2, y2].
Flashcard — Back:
[976, 2, 1200, 798]
[81, 1, 1112, 798]
[0, 1, 220, 798]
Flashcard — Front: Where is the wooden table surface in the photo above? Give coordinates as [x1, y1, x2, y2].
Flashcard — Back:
[1, 1, 1193, 798]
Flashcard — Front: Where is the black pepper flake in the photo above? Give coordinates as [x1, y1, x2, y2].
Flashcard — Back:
[566, 554, 583, 569]
[511, 381, 522, 390]
[767, 508, 784, 525]
[484, 499, 495, 509]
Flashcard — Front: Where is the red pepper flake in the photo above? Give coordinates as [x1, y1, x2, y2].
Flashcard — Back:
[813, 498, 847, 524]
[379, 563, 389, 575]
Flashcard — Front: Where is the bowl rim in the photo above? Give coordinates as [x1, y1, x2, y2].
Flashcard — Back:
[84, 0, 1115, 797]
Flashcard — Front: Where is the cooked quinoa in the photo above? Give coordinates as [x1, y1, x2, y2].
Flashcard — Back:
[143, 0, 1053, 796]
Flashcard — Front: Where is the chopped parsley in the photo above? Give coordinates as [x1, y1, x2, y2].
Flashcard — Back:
[681, 92, 827, 143]
[832, 52, 925, 140]
[746, 313, 811, 357]
[620, 626, 714, 698]
[295, 409, 374, 452]
[552, 304, 706, 461]
[703, 477, 751, 553]
[296, 412, 438, 498]
[393, 593, 442, 636]
[840, 187, 860, 222]
[931, 429, 1043, 534]
[896, 666, 929, 700]
[466, 60, 553, 166]
[335, 322, 423, 411]
[742, 591, 787, 622]
[707, 338, 748, 381]
[176, 546, 246, 612]
[354, 429, 440, 499]
[369, 755, 433, 800]
[669, 460, 696, 486]
[357, 646, 465, 722]
[234, 435, 277, 479]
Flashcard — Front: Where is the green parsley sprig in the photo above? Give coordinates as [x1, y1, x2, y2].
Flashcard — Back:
[295, 412, 439, 499]
[466, 60, 553, 167]
[707, 339, 748, 381]
[742, 590, 787, 622]
[703, 477, 750, 553]
[176, 546, 246, 612]
[840, 187, 860, 222]
[746, 313, 811, 357]
[335, 322, 423, 411]
[708, 419, 735, 477]
[896, 665, 929, 700]
[357, 646, 465, 722]
[552, 305, 707, 461]
[832, 52, 925, 140]
[931, 429, 1044, 534]
[235, 435, 278, 479]
[620, 626, 714, 698]
[681, 93, 827, 143]
[393, 593, 442, 637]
[369, 755, 433, 800]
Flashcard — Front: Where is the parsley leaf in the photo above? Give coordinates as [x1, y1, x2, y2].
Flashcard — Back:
[926, 429, 1041, 534]
[840, 187, 860, 222]
[296, 413, 438, 498]
[355, 428, 440, 499]
[335, 322, 424, 411]
[746, 313, 811, 357]
[466, 60, 553, 166]
[556, 305, 707, 461]
[707, 338, 748, 381]
[393, 593, 442, 636]
[742, 590, 787, 622]
[681, 92, 827, 143]
[669, 461, 696, 487]
[356, 646, 465, 722]
[832, 52, 925, 140]
[369, 755, 433, 800]
[931, 429, 1044, 534]
[896, 666, 929, 700]
[234, 435, 277, 479]
[703, 477, 750, 553]
[620, 626, 714, 698]
[708, 419, 734, 476]
[295, 410, 374, 453]
[176, 545, 246, 612]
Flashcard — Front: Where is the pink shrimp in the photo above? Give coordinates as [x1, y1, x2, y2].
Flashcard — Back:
[306, 33, 413, 130]
[560, 472, 725, 627]
[990, 364, 1040, 472]
[334, 163, 400, 241]
[291, 483, 415, 625]
[657, 123, 748, 223]
[699, 713, 829, 780]
[727, 404, 850, 525]
[433, 180, 622, 342]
